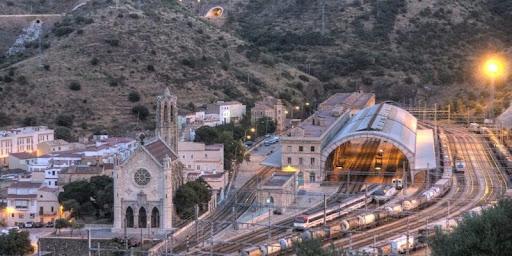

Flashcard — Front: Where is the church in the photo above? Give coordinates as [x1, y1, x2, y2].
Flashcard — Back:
[112, 88, 184, 233]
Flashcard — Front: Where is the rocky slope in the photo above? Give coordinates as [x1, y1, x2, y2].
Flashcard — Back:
[0, 0, 319, 135]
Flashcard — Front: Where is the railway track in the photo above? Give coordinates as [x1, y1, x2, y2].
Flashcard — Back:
[171, 166, 274, 253]
[209, 139, 389, 254]
[331, 126, 507, 253]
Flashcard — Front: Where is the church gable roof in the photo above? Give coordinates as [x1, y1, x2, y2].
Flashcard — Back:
[143, 139, 177, 164]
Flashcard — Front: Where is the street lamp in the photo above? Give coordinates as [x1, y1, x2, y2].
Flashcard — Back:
[482, 56, 506, 119]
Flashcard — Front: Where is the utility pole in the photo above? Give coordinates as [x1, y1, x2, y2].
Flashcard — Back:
[88, 229, 92, 256]
[425, 217, 429, 256]
[323, 194, 327, 228]
[406, 216, 410, 256]
[195, 204, 199, 239]
[268, 207, 272, 242]
[210, 221, 214, 256]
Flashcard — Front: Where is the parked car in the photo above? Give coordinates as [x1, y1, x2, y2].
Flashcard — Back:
[264, 136, 279, 146]
[45, 221, 54, 228]
[33, 222, 44, 228]
[1, 226, 20, 234]
[24, 222, 33, 228]
[273, 208, 283, 215]
[15, 222, 25, 228]
[244, 141, 254, 147]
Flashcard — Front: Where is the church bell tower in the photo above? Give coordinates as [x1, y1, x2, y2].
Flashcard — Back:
[156, 87, 178, 152]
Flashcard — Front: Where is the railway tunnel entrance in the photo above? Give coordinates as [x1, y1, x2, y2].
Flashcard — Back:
[324, 137, 409, 189]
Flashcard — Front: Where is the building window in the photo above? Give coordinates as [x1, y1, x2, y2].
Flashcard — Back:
[298, 146, 303, 152]
[311, 146, 315, 152]
[182, 155, 185, 159]
[287, 146, 292, 152]
[299, 158, 303, 165]
[311, 158, 316, 166]
[197, 165, 200, 170]
[51, 206, 54, 213]
[205, 154, 208, 158]
[30, 213, 35, 219]
[309, 172, 316, 183]
[287, 157, 292, 165]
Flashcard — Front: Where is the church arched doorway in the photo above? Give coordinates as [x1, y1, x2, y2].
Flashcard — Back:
[138, 207, 147, 228]
[151, 207, 160, 228]
[125, 207, 134, 228]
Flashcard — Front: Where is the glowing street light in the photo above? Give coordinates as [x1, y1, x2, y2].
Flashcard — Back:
[481, 55, 507, 119]
[250, 127, 256, 133]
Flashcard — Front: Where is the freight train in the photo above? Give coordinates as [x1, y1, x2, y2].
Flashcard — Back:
[240, 174, 452, 256]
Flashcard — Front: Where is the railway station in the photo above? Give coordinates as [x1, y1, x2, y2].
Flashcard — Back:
[275, 92, 437, 188]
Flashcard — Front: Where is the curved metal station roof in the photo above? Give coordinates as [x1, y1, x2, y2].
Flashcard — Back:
[328, 103, 417, 154]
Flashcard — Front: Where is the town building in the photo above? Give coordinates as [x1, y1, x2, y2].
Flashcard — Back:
[58, 163, 114, 185]
[4, 181, 59, 226]
[251, 96, 287, 132]
[178, 142, 224, 173]
[36, 139, 85, 156]
[257, 172, 295, 212]
[186, 171, 228, 202]
[8, 152, 37, 171]
[113, 88, 184, 233]
[207, 101, 246, 124]
[280, 92, 376, 184]
[0, 126, 54, 166]
[179, 141, 226, 201]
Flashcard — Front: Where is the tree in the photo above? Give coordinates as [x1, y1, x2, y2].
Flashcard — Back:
[22, 116, 37, 126]
[255, 117, 276, 137]
[58, 176, 114, 220]
[55, 114, 74, 127]
[430, 199, 512, 256]
[0, 112, 12, 127]
[54, 126, 73, 141]
[174, 178, 212, 219]
[0, 230, 34, 256]
[54, 218, 70, 234]
[194, 126, 220, 145]
[128, 91, 141, 102]
[68, 81, 81, 91]
[131, 105, 149, 120]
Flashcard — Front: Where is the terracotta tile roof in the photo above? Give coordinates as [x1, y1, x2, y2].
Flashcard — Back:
[9, 182, 42, 189]
[9, 152, 36, 160]
[144, 139, 177, 164]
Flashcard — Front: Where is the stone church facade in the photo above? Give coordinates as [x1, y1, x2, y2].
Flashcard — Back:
[112, 88, 183, 233]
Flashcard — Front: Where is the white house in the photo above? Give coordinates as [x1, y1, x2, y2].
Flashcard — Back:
[207, 101, 246, 124]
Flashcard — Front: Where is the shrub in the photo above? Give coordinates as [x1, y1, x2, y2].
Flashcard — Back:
[128, 91, 140, 102]
[147, 64, 155, 72]
[90, 57, 99, 65]
[43, 64, 50, 70]
[55, 114, 74, 127]
[0, 112, 12, 127]
[105, 38, 120, 47]
[53, 26, 74, 37]
[55, 126, 73, 141]
[22, 117, 37, 126]
[69, 81, 81, 91]
[131, 105, 149, 120]
[181, 58, 196, 68]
